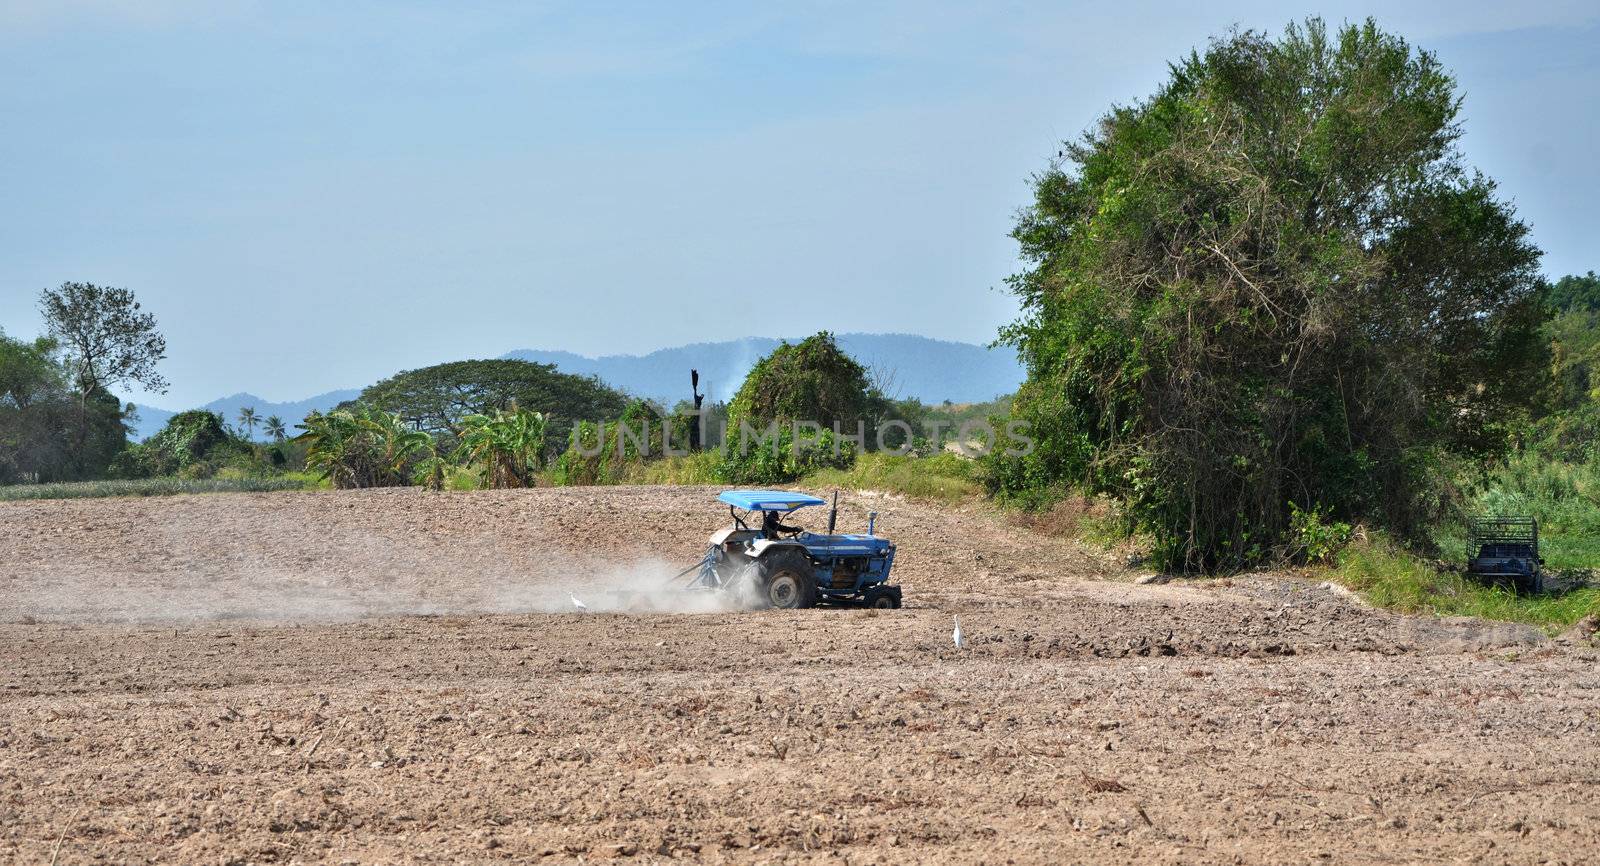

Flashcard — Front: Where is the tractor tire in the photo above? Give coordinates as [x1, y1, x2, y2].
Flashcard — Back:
[757, 550, 819, 610]
[864, 586, 902, 609]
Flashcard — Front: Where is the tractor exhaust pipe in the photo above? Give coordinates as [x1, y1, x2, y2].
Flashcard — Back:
[827, 490, 838, 534]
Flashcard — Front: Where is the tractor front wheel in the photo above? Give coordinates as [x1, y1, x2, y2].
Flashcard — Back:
[757, 550, 818, 610]
[864, 586, 902, 609]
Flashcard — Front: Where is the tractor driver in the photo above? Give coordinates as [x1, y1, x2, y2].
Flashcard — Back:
[761, 509, 802, 540]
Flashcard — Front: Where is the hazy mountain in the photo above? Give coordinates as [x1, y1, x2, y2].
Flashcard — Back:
[128, 389, 360, 441]
[503, 333, 1023, 405]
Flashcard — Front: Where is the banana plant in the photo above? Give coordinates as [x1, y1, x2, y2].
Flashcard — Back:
[297, 404, 433, 488]
[453, 408, 548, 488]
[356, 407, 433, 483]
[297, 409, 362, 488]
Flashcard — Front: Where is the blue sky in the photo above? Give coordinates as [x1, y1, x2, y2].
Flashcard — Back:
[1, 0, 1597, 408]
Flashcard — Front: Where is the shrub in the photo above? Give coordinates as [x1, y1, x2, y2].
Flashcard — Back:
[1286, 503, 1354, 565]
[714, 425, 856, 486]
[546, 402, 673, 486]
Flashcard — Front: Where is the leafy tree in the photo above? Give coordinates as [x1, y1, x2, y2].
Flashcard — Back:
[0, 331, 64, 410]
[237, 406, 259, 439]
[713, 332, 885, 484]
[0, 328, 131, 483]
[358, 359, 628, 450]
[1530, 304, 1600, 459]
[264, 415, 287, 442]
[38, 282, 167, 400]
[1545, 272, 1600, 314]
[991, 19, 1546, 571]
[152, 410, 232, 470]
[453, 408, 548, 488]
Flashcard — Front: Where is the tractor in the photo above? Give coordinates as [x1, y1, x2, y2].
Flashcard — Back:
[1465, 516, 1544, 594]
[678, 489, 901, 609]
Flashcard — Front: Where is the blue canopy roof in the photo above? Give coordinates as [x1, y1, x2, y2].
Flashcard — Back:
[718, 490, 828, 512]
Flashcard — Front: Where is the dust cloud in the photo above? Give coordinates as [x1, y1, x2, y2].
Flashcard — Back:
[2, 489, 778, 624]
[6, 555, 758, 625]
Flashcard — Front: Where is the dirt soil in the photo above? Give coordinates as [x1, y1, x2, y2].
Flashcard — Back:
[2, 487, 1598, 865]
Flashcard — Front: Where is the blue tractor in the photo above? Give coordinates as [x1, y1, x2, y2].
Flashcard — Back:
[683, 489, 901, 609]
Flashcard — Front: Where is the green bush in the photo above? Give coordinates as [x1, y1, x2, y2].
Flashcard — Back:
[1287, 503, 1354, 565]
[125, 410, 249, 479]
[297, 404, 433, 489]
[546, 402, 677, 487]
[547, 420, 624, 486]
[713, 425, 856, 486]
[453, 408, 548, 488]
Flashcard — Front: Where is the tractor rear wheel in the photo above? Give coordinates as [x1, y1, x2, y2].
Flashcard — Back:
[757, 550, 818, 610]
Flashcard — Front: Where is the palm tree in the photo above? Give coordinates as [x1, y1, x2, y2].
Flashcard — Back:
[264, 415, 286, 442]
[237, 406, 259, 440]
[454, 409, 548, 488]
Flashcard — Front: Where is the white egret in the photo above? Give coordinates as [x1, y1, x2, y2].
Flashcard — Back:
[570, 593, 589, 613]
[952, 615, 963, 649]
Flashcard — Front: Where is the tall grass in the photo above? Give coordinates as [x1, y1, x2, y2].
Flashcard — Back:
[622, 452, 722, 485]
[0, 475, 321, 502]
[802, 452, 981, 505]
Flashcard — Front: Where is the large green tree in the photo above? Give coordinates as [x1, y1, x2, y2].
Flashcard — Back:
[357, 358, 628, 449]
[993, 19, 1546, 571]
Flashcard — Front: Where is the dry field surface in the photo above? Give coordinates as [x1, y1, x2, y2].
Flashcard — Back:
[2, 487, 1598, 864]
